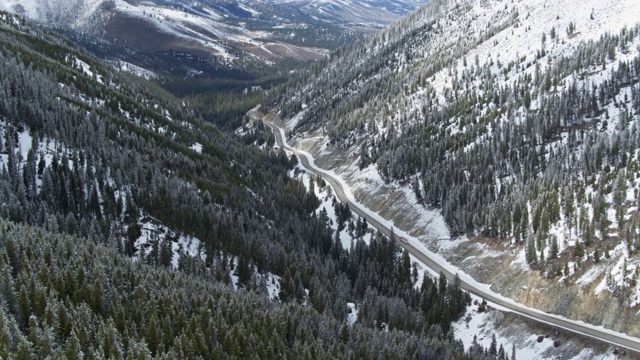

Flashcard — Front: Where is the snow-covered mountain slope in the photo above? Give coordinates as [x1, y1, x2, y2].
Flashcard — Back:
[266, 0, 640, 336]
[0, 0, 102, 26]
[272, 0, 429, 26]
[0, 0, 429, 65]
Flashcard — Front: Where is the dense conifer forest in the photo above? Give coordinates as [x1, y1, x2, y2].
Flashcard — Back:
[0, 11, 503, 359]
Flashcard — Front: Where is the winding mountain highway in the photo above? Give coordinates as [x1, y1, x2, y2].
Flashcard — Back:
[259, 114, 640, 354]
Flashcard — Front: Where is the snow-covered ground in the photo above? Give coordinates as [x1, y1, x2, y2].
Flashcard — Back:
[189, 142, 203, 154]
[72, 56, 103, 83]
[0, 121, 73, 191]
[346, 302, 358, 326]
[265, 273, 281, 300]
[131, 213, 285, 297]
[453, 294, 621, 360]
[289, 160, 375, 250]
[132, 216, 204, 269]
[0, 0, 103, 24]
[389, 0, 640, 124]
[114, 61, 156, 79]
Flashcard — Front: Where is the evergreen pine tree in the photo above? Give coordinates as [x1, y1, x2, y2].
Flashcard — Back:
[65, 330, 83, 360]
[489, 333, 498, 356]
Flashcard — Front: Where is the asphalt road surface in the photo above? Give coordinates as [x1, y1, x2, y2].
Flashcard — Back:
[261, 117, 640, 354]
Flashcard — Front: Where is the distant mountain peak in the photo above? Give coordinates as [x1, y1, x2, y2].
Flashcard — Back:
[0, 0, 430, 66]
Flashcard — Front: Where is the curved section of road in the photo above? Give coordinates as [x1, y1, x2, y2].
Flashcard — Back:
[261, 116, 640, 354]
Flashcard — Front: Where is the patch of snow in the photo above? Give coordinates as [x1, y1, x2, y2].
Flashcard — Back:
[265, 273, 281, 300]
[17, 130, 33, 158]
[237, 3, 260, 17]
[73, 57, 103, 84]
[576, 265, 604, 288]
[114, 61, 156, 79]
[190, 142, 203, 153]
[289, 161, 374, 250]
[569, 348, 619, 360]
[172, 233, 204, 268]
[133, 216, 203, 269]
[454, 294, 619, 360]
[346, 302, 358, 326]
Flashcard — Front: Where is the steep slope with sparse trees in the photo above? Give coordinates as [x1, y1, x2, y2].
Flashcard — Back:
[264, 0, 640, 334]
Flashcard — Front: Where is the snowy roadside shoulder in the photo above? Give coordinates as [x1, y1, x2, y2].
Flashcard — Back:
[453, 293, 622, 360]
